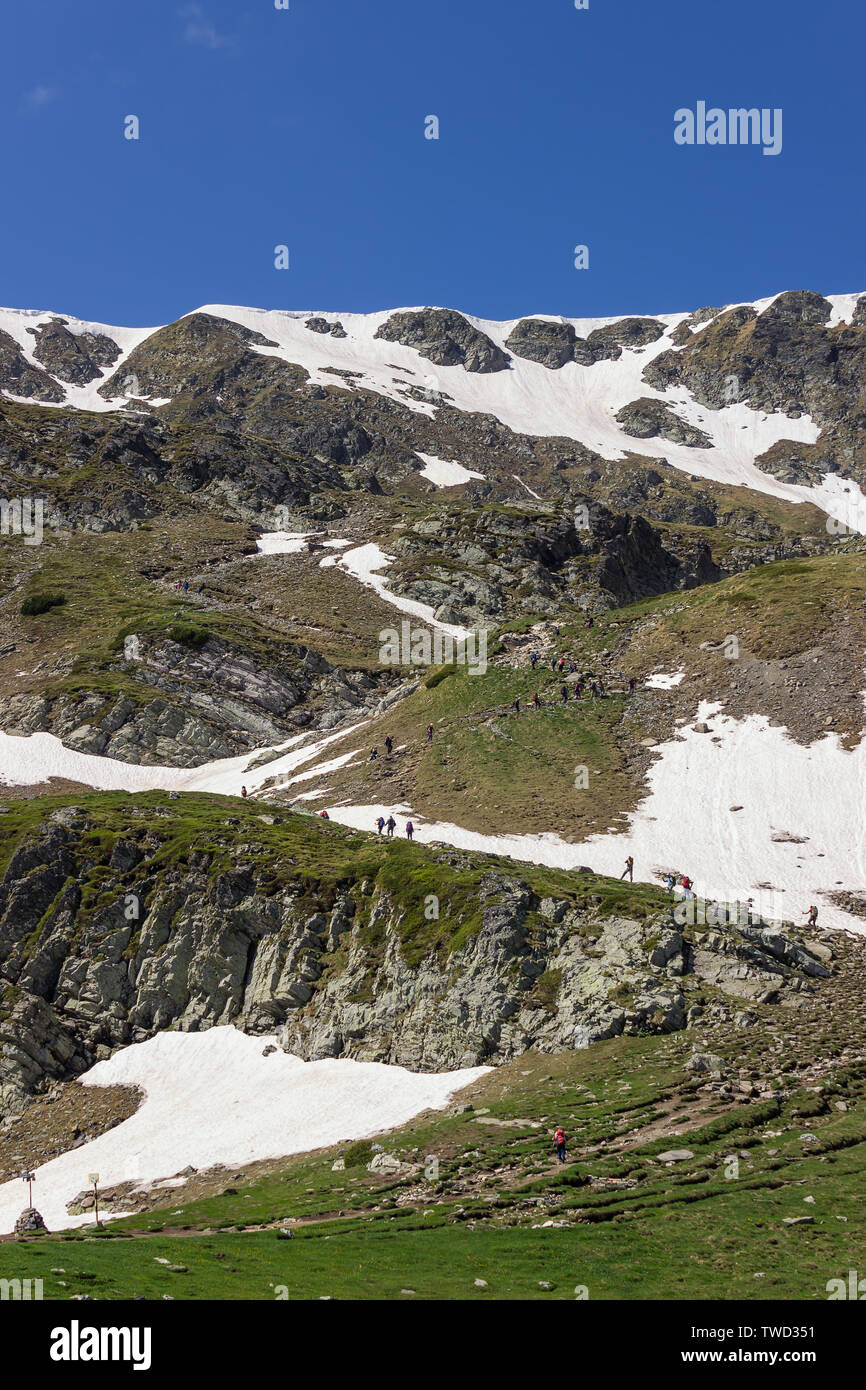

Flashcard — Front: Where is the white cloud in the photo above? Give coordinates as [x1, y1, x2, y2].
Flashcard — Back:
[24, 84, 58, 109]
[180, 4, 231, 50]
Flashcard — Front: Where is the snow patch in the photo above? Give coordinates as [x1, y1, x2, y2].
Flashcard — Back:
[416, 452, 485, 487]
[646, 672, 685, 689]
[0, 1028, 487, 1234]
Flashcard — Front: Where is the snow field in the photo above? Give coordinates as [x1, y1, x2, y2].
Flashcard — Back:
[0, 1028, 487, 1234]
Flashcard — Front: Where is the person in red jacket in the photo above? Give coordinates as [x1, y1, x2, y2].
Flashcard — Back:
[554, 1127, 568, 1163]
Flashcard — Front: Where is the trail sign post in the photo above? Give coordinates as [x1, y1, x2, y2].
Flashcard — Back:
[88, 1173, 100, 1225]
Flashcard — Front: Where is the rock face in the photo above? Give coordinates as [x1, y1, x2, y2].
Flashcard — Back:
[29, 317, 120, 384]
[388, 499, 721, 626]
[0, 633, 391, 766]
[504, 317, 665, 369]
[374, 309, 511, 373]
[0, 810, 833, 1108]
[615, 398, 712, 448]
[0, 330, 65, 402]
[305, 317, 347, 338]
[640, 289, 866, 484]
[505, 319, 577, 369]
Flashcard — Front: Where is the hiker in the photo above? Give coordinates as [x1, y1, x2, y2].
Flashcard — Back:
[512, 697, 520, 714]
[406, 820, 414, 840]
[628, 676, 637, 693]
[553, 1127, 568, 1163]
[575, 680, 584, 697]
[590, 681, 599, 697]
[241, 785, 248, 798]
[620, 855, 634, 882]
[664, 872, 677, 894]
[585, 615, 593, 629]
[319, 809, 330, 820]
[369, 746, 378, 761]
[681, 874, 694, 899]
[531, 692, 540, 708]
[182, 580, 189, 593]
[550, 657, 557, 671]
[426, 724, 434, 744]
[386, 815, 396, 837]
[561, 683, 569, 704]
[376, 815, 385, 834]
[598, 677, 606, 697]
[558, 656, 565, 673]
[529, 651, 538, 670]
[804, 905, 819, 927]
[385, 735, 393, 755]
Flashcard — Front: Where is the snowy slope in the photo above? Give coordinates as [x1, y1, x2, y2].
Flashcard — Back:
[0, 305, 161, 412]
[320, 699, 866, 935]
[2, 293, 866, 530]
[0, 1028, 486, 1234]
[1, 696, 864, 933]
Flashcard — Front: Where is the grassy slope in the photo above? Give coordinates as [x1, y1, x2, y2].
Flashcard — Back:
[3, 1033, 864, 1300]
[280, 551, 866, 837]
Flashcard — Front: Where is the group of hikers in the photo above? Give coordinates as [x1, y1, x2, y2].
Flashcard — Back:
[368, 727, 433, 763]
[521, 648, 638, 710]
[374, 813, 414, 839]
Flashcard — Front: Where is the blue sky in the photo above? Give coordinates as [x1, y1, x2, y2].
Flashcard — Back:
[2, 0, 863, 324]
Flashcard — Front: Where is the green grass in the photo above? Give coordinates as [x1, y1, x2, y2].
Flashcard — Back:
[0, 790, 670, 979]
[3, 1037, 865, 1300]
[20, 590, 66, 616]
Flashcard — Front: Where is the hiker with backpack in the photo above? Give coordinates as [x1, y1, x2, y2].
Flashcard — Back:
[804, 905, 819, 927]
[376, 815, 385, 834]
[385, 815, 396, 837]
[426, 724, 434, 744]
[406, 820, 414, 840]
[553, 1126, 568, 1163]
[385, 734, 393, 755]
[620, 855, 634, 882]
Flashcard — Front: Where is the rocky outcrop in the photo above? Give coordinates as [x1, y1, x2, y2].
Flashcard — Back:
[0, 331, 65, 403]
[0, 634, 391, 766]
[0, 810, 834, 1109]
[615, 398, 712, 447]
[28, 318, 120, 384]
[98, 313, 280, 401]
[505, 319, 577, 369]
[578, 317, 666, 363]
[640, 290, 866, 485]
[505, 317, 666, 370]
[305, 317, 347, 338]
[374, 309, 511, 373]
[388, 499, 721, 625]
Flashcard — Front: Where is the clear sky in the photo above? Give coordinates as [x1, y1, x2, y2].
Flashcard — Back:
[2, 0, 863, 325]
